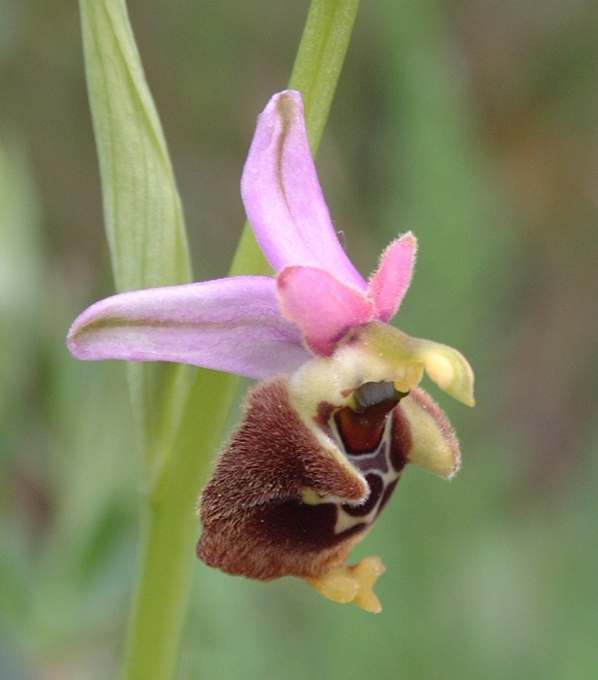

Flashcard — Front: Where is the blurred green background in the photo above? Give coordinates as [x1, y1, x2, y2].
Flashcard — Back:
[2, 0, 598, 678]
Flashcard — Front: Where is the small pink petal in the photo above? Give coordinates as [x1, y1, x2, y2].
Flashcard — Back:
[367, 232, 417, 322]
[67, 276, 310, 379]
[241, 90, 365, 290]
[277, 266, 374, 356]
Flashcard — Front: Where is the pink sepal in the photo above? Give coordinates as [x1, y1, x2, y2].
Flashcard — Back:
[67, 276, 311, 379]
[241, 90, 366, 290]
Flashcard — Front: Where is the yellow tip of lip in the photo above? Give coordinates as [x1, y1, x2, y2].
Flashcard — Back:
[304, 556, 386, 613]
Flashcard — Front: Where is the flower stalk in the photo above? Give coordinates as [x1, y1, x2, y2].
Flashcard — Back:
[121, 368, 239, 680]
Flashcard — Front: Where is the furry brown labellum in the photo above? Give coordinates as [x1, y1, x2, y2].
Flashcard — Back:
[197, 371, 459, 611]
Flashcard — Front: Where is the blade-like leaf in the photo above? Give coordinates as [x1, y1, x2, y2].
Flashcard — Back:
[79, 0, 191, 291]
[79, 0, 193, 477]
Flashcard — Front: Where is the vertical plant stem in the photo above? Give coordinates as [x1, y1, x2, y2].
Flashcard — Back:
[122, 369, 240, 680]
[288, 0, 360, 151]
[121, 0, 361, 679]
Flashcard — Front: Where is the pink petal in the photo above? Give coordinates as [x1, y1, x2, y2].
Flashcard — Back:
[277, 266, 374, 356]
[67, 277, 310, 379]
[241, 90, 365, 290]
[367, 232, 417, 322]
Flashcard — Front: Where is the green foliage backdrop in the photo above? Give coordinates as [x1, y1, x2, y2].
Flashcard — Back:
[1, 0, 598, 678]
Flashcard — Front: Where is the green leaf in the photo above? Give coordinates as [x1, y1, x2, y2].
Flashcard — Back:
[78, 0, 193, 479]
[79, 0, 191, 292]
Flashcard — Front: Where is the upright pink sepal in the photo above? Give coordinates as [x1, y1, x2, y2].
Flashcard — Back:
[241, 90, 366, 290]
[367, 232, 417, 322]
[277, 266, 374, 356]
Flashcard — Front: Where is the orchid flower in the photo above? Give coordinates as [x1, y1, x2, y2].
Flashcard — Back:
[67, 90, 474, 613]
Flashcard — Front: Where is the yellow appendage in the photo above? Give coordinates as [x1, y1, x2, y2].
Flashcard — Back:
[304, 557, 386, 613]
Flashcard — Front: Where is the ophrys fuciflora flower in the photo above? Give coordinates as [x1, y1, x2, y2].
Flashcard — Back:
[68, 90, 474, 612]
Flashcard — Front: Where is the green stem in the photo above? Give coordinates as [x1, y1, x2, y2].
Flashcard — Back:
[122, 369, 240, 680]
[288, 0, 360, 151]
[121, 0, 361, 678]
